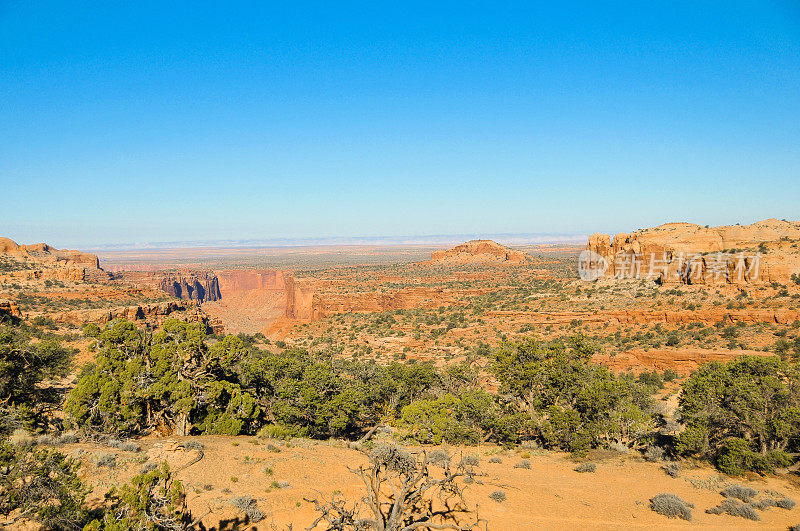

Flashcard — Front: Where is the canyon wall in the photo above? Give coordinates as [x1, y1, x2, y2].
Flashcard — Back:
[158, 272, 221, 302]
[586, 219, 800, 284]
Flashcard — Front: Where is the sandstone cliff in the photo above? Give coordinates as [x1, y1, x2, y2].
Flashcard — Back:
[158, 272, 221, 302]
[0, 236, 106, 282]
[0, 237, 100, 268]
[586, 219, 800, 284]
[429, 240, 528, 265]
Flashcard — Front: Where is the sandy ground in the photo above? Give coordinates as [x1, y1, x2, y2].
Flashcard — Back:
[57, 435, 800, 530]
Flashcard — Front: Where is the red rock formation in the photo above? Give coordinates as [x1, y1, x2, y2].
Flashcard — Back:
[0, 237, 100, 269]
[0, 300, 21, 320]
[429, 240, 527, 264]
[158, 272, 221, 302]
[586, 219, 800, 284]
[485, 307, 800, 326]
[47, 300, 205, 328]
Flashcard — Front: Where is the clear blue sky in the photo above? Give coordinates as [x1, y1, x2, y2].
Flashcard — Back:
[1, 1, 799, 247]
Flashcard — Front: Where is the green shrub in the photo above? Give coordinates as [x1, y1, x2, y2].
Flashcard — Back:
[0, 442, 89, 529]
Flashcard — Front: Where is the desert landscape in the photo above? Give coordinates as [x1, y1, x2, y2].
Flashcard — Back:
[4, 219, 800, 529]
[3, 2, 799, 530]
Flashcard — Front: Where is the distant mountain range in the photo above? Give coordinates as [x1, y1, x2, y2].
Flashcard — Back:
[85, 233, 587, 251]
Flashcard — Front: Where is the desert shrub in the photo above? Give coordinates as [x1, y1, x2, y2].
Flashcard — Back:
[650, 493, 693, 521]
[751, 498, 776, 510]
[83, 462, 191, 530]
[460, 454, 480, 467]
[0, 325, 73, 436]
[677, 356, 800, 473]
[643, 445, 665, 462]
[574, 462, 596, 473]
[778, 497, 797, 510]
[488, 456, 502, 464]
[427, 449, 450, 467]
[108, 439, 140, 453]
[92, 452, 117, 469]
[662, 462, 681, 478]
[183, 440, 204, 451]
[0, 442, 90, 529]
[721, 484, 758, 502]
[139, 462, 158, 474]
[706, 498, 760, 520]
[489, 490, 507, 502]
[514, 459, 531, 469]
[230, 495, 265, 522]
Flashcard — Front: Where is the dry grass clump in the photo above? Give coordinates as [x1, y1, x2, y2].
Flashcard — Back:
[514, 459, 531, 469]
[649, 493, 694, 521]
[488, 456, 502, 464]
[574, 462, 596, 473]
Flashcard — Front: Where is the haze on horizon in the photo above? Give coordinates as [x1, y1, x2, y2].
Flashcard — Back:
[2, 1, 799, 248]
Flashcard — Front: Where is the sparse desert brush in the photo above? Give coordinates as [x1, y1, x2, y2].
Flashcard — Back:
[92, 452, 116, 468]
[574, 462, 596, 473]
[662, 462, 681, 477]
[721, 484, 758, 502]
[643, 445, 665, 462]
[184, 440, 204, 451]
[488, 456, 502, 463]
[650, 493, 694, 521]
[231, 495, 265, 522]
[139, 462, 158, 474]
[706, 498, 760, 521]
[428, 449, 450, 467]
[489, 490, 507, 502]
[777, 497, 797, 510]
[514, 459, 531, 469]
[460, 454, 480, 467]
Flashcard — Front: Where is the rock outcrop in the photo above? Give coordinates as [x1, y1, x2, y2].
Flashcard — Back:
[47, 300, 209, 328]
[0, 237, 100, 268]
[0, 300, 21, 321]
[0, 237, 106, 282]
[158, 272, 221, 302]
[586, 219, 800, 284]
[429, 240, 527, 265]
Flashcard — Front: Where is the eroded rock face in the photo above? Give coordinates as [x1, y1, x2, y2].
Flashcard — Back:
[0, 237, 100, 269]
[158, 273, 221, 302]
[587, 219, 800, 284]
[429, 240, 527, 264]
[0, 300, 21, 320]
[48, 300, 203, 327]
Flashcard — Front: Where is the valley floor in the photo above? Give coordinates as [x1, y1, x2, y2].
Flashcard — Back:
[59, 435, 800, 530]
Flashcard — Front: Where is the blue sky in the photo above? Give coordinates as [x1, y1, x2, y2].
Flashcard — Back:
[1, 1, 799, 247]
